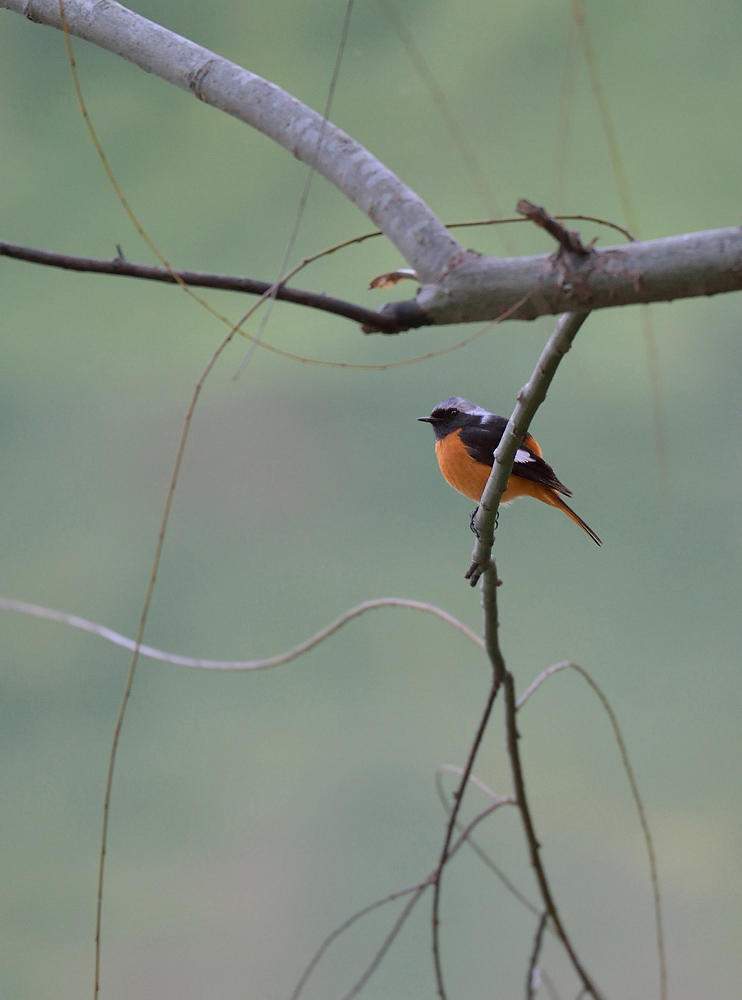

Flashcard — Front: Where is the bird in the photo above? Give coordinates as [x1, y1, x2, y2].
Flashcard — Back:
[419, 397, 601, 545]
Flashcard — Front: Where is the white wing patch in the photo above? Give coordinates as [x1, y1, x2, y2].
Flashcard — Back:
[515, 448, 534, 464]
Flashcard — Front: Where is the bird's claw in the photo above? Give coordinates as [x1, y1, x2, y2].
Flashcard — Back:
[469, 507, 480, 536]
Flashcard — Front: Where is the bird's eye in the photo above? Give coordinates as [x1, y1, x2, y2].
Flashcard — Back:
[447, 408, 459, 417]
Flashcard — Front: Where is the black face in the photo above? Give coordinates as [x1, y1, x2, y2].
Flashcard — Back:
[419, 404, 460, 425]
[418, 398, 479, 440]
[419, 396, 476, 426]
[430, 404, 461, 421]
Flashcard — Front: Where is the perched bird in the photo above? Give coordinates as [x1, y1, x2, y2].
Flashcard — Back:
[419, 397, 601, 545]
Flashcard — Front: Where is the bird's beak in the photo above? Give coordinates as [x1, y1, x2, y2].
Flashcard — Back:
[418, 416, 433, 423]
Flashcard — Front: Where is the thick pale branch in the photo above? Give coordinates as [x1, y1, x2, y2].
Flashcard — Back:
[3, 0, 463, 283]
[4, 2, 742, 329]
[392, 226, 742, 327]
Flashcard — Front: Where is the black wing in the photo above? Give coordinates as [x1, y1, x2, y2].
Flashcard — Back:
[460, 419, 572, 498]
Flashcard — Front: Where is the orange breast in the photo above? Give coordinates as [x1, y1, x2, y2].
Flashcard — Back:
[435, 430, 494, 502]
[435, 430, 555, 505]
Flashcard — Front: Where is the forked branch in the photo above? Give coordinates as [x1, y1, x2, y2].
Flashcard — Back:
[3, 1, 742, 329]
[468, 310, 603, 997]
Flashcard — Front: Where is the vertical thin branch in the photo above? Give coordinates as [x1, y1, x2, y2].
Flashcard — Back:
[501, 663, 602, 998]
[478, 559, 601, 997]
[518, 660, 666, 1000]
[93, 326, 238, 1000]
[467, 308, 602, 997]
[431, 670, 502, 999]
[467, 311, 590, 586]
[526, 911, 549, 1000]
[292, 797, 511, 1000]
[482, 561, 599, 996]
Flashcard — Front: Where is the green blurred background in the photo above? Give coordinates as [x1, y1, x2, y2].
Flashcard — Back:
[1, 1, 741, 997]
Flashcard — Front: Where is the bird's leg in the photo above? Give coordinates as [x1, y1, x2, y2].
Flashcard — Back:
[469, 507, 479, 536]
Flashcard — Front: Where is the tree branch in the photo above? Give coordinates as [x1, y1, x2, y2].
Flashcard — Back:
[3, 3, 741, 330]
[0, 596, 484, 669]
[0, 239, 413, 333]
[385, 226, 742, 328]
[526, 911, 549, 1000]
[431, 670, 502, 999]
[469, 311, 602, 996]
[467, 311, 590, 586]
[2, 0, 463, 284]
[517, 660, 667, 1000]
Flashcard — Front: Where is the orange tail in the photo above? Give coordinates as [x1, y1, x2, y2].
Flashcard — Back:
[503, 477, 602, 546]
[554, 495, 602, 546]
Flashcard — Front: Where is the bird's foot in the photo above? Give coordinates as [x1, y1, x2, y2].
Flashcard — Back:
[469, 507, 479, 536]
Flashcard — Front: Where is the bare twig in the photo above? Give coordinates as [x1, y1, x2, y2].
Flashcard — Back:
[431, 671, 502, 999]
[291, 796, 510, 1000]
[0, 596, 484, 669]
[446, 213, 635, 243]
[435, 766, 538, 915]
[0, 240, 405, 333]
[516, 199, 589, 255]
[339, 890, 423, 1000]
[2, 0, 462, 283]
[518, 660, 666, 1000]
[0, 212, 633, 341]
[464, 309, 602, 996]
[4, 2, 742, 332]
[467, 310, 591, 586]
[92, 322, 241, 1000]
[500, 651, 602, 998]
[290, 882, 426, 1000]
[540, 969, 563, 1000]
[526, 911, 549, 1000]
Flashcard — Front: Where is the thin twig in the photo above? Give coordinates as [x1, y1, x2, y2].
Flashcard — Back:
[486, 558, 598, 993]
[446, 213, 635, 243]
[0, 240, 403, 333]
[467, 309, 602, 997]
[289, 881, 428, 1000]
[93, 325, 240, 1000]
[518, 660, 666, 1000]
[0, 235, 532, 369]
[376, 0, 517, 256]
[431, 670, 502, 999]
[435, 767, 538, 916]
[526, 911, 549, 1000]
[540, 969, 563, 1000]
[0, 596, 484, 669]
[291, 797, 510, 1000]
[339, 890, 424, 1000]
[466, 310, 591, 586]
[501, 659, 602, 998]
[516, 199, 589, 255]
[0, 213, 633, 340]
